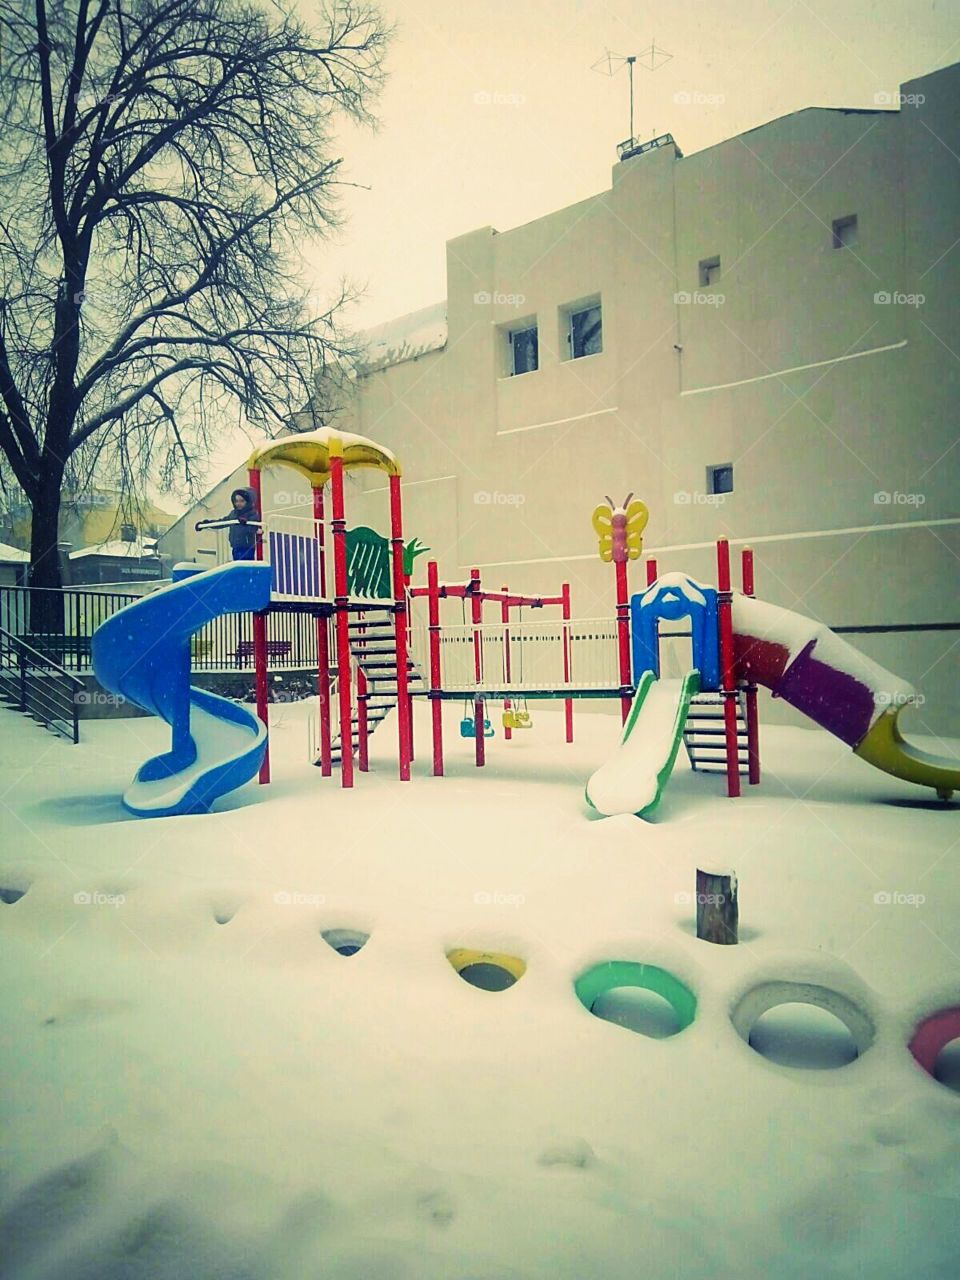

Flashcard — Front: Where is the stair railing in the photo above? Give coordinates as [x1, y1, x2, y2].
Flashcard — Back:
[0, 626, 83, 744]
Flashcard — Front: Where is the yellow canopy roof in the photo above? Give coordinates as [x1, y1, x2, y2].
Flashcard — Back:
[247, 427, 401, 486]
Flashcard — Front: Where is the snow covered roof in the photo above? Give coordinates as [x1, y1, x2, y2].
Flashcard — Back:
[69, 538, 160, 560]
[354, 301, 447, 374]
[0, 541, 29, 564]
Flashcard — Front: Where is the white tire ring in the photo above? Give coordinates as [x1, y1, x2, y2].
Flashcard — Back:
[731, 980, 876, 1059]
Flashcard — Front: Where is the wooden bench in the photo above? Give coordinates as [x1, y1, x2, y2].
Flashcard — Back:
[22, 633, 92, 668]
[234, 639, 292, 668]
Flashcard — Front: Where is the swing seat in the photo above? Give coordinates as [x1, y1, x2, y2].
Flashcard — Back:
[461, 717, 495, 739]
[503, 708, 532, 730]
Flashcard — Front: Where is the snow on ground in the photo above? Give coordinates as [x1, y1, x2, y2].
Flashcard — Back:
[1, 695, 959, 1279]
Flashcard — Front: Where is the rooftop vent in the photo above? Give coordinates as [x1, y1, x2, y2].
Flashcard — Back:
[617, 132, 682, 162]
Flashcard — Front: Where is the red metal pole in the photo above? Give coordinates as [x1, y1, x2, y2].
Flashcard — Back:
[741, 546, 761, 786]
[561, 582, 573, 743]
[471, 567, 485, 767]
[247, 467, 270, 783]
[717, 537, 741, 799]
[646, 557, 658, 587]
[501, 586, 512, 742]
[427, 560, 444, 776]
[615, 558, 631, 723]
[389, 475, 411, 782]
[252, 611, 270, 784]
[312, 484, 332, 774]
[330, 454, 353, 788]
[248, 468, 263, 560]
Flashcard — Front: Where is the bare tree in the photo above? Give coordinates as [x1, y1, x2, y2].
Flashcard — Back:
[0, 0, 388, 628]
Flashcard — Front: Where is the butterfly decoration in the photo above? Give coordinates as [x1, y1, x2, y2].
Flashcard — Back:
[592, 493, 649, 563]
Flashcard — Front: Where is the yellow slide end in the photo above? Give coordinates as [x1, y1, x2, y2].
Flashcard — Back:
[855, 708, 960, 801]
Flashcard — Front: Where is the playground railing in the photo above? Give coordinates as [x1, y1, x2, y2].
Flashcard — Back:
[261, 511, 326, 601]
[410, 618, 622, 693]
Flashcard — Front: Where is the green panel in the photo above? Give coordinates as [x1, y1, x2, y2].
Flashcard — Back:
[574, 961, 697, 1029]
[345, 527, 429, 598]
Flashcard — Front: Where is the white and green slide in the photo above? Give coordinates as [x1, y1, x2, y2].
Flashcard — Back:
[585, 670, 701, 818]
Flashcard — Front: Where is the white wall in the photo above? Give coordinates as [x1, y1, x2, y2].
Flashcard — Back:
[318, 64, 960, 733]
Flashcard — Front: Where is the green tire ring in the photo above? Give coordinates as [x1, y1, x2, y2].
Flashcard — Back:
[575, 961, 698, 1031]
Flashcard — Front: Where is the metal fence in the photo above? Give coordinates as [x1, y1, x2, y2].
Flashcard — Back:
[409, 618, 621, 693]
[0, 585, 326, 673]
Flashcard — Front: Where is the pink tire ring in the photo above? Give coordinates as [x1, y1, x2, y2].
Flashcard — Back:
[908, 1006, 960, 1079]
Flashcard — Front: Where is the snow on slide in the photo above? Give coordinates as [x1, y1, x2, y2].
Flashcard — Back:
[732, 594, 959, 798]
[122, 693, 266, 816]
[586, 671, 701, 817]
[91, 561, 274, 817]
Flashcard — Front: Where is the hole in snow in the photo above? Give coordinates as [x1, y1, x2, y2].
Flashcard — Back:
[447, 949, 526, 991]
[748, 1002, 858, 1069]
[213, 909, 235, 925]
[590, 986, 683, 1039]
[321, 929, 369, 956]
[934, 1039, 960, 1093]
[0, 886, 27, 905]
[458, 962, 517, 991]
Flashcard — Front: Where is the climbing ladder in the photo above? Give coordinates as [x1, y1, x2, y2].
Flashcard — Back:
[323, 609, 427, 766]
[682, 690, 749, 775]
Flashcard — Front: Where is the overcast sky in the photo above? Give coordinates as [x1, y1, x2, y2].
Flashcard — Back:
[195, 0, 959, 495]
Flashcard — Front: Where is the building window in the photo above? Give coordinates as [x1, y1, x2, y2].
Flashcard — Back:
[699, 256, 721, 287]
[707, 464, 734, 496]
[832, 215, 858, 249]
[568, 303, 602, 359]
[509, 325, 538, 376]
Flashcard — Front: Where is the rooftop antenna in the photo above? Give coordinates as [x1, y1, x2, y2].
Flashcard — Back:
[591, 41, 673, 156]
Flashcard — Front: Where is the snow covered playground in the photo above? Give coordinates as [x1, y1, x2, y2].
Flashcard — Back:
[2, 427, 959, 1279]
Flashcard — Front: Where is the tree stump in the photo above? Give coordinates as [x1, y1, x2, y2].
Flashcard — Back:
[696, 867, 738, 944]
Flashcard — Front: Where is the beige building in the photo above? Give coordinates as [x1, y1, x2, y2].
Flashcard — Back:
[167, 61, 960, 733]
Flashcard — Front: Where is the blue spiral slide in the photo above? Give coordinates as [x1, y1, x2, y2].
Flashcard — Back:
[91, 562, 274, 818]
